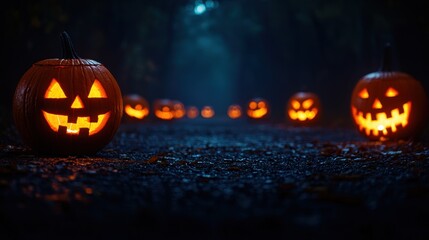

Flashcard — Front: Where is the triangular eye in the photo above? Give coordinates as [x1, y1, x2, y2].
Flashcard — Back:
[302, 99, 314, 109]
[385, 87, 399, 97]
[45, 78, 67, 98]
[358, 88, 369, 99]
[88, 79, 107, 98]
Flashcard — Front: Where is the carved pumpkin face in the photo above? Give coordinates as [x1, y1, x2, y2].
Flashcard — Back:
[153, 99, 175, 120]
[42, 78, 111, 135]
[172, 101, 186, 119]
[123, 94, 149, 120]
[187, 106, 199, 119]
[351, 72, 427, 141]
[287, 92, 321, 125]
[351, 43, 428, 141]
[201, 106, 215, 118]
[13, 32, 123, 154]
[247, 98, 269, 119]
[228, 104, 242, 119]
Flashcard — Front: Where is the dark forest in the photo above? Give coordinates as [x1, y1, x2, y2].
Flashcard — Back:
[2, 0, 429, 126]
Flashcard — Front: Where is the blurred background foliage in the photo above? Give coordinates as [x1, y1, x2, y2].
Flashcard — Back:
[2, 0, 429, 126]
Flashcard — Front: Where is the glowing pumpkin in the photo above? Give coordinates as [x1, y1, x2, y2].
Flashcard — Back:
[172, 100, 186, 119]
[187, 106, 199, 119]
[247, 98, 269, 119]
[201, 106, 215, 118]
[153, 99, 175, 120]
[123, 94, 149, 120]
[287, 92, 321, 125]
[228, 104, 242, 119]
[351, 44, 428, 141]
[13, 32, 123, 154]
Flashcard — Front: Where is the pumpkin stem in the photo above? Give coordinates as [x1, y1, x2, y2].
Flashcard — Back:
[380, 43, 392, 71]
[60, 31, 80, 59]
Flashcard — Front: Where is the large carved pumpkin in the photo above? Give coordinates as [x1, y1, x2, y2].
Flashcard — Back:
[351, 44, 428, 141]
[287, 92, 321, 126]
[13, 32, 123, 154]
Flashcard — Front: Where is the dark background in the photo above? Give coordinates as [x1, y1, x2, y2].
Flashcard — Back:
[2, 0, 429, 127]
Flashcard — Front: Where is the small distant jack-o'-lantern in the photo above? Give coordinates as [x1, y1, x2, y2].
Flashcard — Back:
[201, 106, 215, 118]
[13, 32, 123, 154]
[187, 106, 199, 119]
[123, 94, 149, 120]
[172, 100, 186, 119]
[153, 99, 175, 120]
[351, 44, 428, 141]
[247, 98, 269, 119]
[228, 104, 242, 119]
[287, 92, 321, 125]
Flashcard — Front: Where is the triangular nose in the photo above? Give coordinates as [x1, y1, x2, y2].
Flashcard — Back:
[71, 95, 84, 109]
[372, 98, 383, 109]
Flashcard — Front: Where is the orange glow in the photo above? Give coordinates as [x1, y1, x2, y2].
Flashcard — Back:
[372, 99, 383, 109]
[45, 79, 67, 98]
[71, 96, 84, 109]
[247, 100, 268, 119]
[228, 105, 242, 119]
[42, 111, 111, 135]
[249, 101, 257, 109]
[187, 106, 199, 119]
[173, 102, 186, 119]
[291, 100, 300, 109]
[124, 104, 149, 119]
[359, 88, 369, 99]
[302, 99, 314, 109]
[43, 78, 111, 135]
[385, 87, 399, 97]
[288, 109, 318, 121]
[155, 106, 174, 120]
[88, 80, 107, 98]
[287, 93, 320, 123]
[247, 108, 268, 118]
[201, 106, 215, 118]
[352, 101, 411, 139]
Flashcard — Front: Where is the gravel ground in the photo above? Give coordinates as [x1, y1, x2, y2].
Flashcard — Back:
[0, 120, 429, 239]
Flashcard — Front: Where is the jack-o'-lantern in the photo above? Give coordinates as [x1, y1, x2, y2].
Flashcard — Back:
[201, 106, 215, 118]
[247, 98, 269, 119]
[172, 101, 186, 119]
[187, 106, 199, 119]
[228, 104, 242, 119]
[287, 92, 321, 125]
[351, 44, 428, 141]
[13, 32, 123, 154]
[153, 99, 175, 120]
[123, 94, 149, 121]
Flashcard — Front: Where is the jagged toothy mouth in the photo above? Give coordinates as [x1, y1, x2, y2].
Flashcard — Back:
[42, 111, 110, 136]
[352, 102, 411, 137]
[288, 108, 318, 121]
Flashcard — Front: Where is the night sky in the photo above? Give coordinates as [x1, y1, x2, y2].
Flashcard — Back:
[2, 0, 429, 126]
